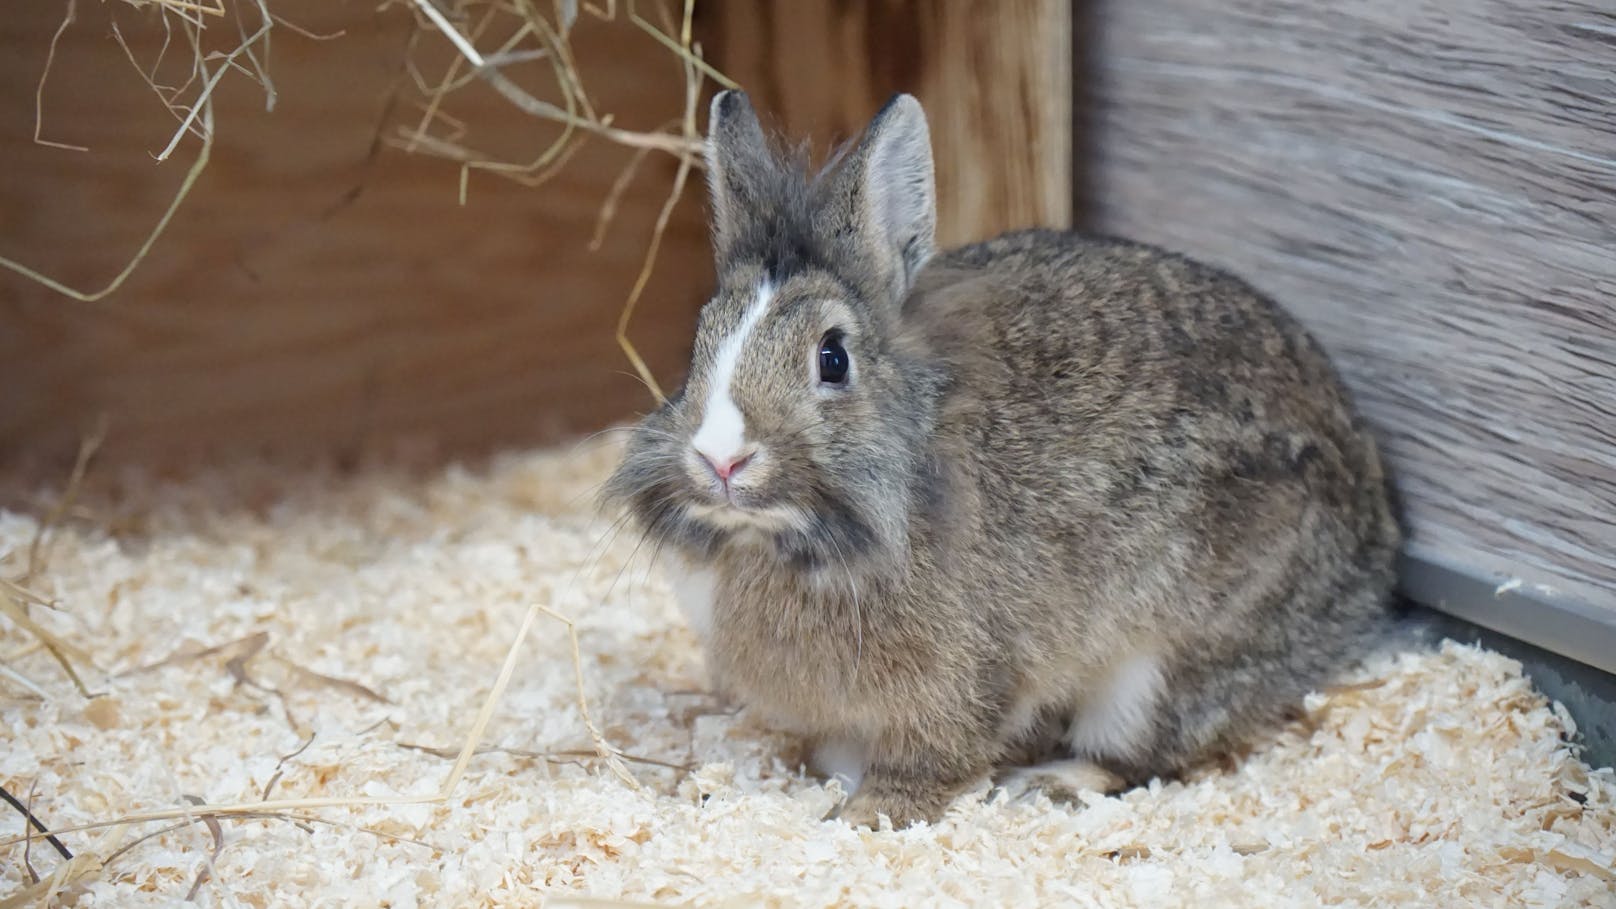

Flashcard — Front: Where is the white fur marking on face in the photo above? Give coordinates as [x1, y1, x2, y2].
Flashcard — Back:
[664, 557, 716, 640]
[1066, 654, 1163, 761]
[691, 281, 774, 466]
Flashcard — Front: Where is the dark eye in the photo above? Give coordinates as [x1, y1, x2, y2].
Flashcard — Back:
[817, 332, 850, 386]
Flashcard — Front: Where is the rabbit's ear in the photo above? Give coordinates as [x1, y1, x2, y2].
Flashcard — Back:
[838, 94, 937, 302]
[705, 90, 773, 262]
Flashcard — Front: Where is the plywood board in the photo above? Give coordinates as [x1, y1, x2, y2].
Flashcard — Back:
[1, 1, 1075, 464]
[0, 1, 712, 462]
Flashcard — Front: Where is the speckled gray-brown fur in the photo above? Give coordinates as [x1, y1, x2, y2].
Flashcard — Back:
[603, 92, 1402, 828]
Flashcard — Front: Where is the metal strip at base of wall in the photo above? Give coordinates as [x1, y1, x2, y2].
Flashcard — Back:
[1397, 544, 1616, 677]
[1398, 546, 1616, 768]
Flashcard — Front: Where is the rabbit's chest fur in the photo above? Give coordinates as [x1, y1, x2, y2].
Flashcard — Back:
[676, 525, 1154, 749]
[682, 548, 1008, 737]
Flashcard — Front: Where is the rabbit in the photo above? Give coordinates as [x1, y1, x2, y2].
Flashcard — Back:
[603, 90, 1403, 829]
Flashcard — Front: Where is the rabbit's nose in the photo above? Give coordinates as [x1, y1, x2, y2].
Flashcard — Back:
[698, 449, 752, 483]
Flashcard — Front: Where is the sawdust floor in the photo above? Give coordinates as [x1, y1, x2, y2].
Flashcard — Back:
[2, 439, 1613, 908]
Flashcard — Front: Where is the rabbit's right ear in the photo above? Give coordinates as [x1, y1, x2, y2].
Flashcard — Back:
[705, 90, 772, 263]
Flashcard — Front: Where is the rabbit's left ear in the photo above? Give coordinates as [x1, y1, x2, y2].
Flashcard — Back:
[832, 94, 937, 303]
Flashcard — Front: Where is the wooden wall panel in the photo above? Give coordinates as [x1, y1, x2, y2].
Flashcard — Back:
[699, 0, 1072, 246]
[0, 1, 711, 462]
[1, 1, 1073, 465]
[1086, 0, 1616, 609]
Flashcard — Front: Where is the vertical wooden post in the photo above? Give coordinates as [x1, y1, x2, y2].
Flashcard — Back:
[699, 0, 1072, 246]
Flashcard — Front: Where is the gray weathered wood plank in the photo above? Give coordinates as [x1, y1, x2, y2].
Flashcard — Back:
[1088, 0, 1616, 612]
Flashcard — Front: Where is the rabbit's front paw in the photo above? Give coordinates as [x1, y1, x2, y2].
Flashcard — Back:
[836, 790, 936, 830]
[997, 758, 1124, 806]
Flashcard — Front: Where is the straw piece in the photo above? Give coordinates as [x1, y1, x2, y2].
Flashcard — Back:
[34, 0, 89, 152]
[0, 105, 213, 303]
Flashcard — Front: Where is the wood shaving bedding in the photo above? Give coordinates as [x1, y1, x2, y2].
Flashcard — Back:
[1, 439, 1612, 908]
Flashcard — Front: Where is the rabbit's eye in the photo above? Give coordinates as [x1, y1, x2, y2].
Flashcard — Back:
[818, 333, 850, 386]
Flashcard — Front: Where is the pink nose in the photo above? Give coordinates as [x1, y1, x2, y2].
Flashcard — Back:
[700, 451, 751, 482]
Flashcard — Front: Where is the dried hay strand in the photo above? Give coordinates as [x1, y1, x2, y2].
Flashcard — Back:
[388, 0, 723, 402]
[3, 0, 727, 400]
[0, 424, 108, 702]
[1, 0, 238, 302]
[2, 439, 1614, 906]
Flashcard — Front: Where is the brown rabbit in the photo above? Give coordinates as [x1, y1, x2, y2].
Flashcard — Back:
[604, 91, 1402, 829]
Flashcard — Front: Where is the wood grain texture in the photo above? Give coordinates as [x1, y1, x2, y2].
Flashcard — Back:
[700, 0, 1072, 246]
[1, 1, 1072, 465]
[1087, 0, 1616, 609]
[0, 1, 711, 462]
